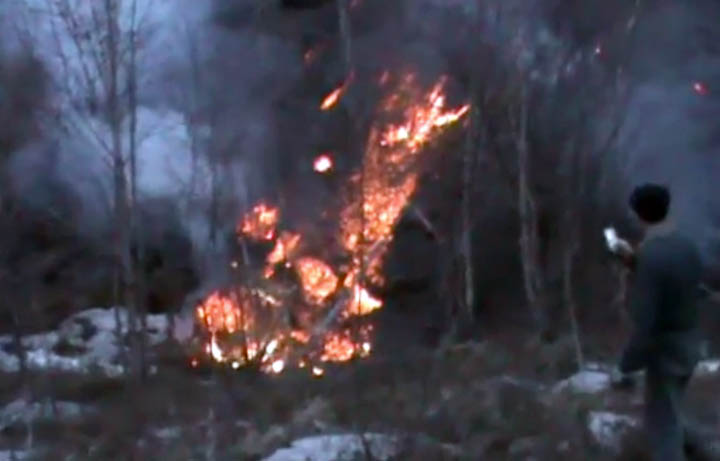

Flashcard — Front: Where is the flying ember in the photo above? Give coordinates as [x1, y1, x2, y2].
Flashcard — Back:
[320, 72, 354, 110]
[193, 73, 469, 375]
[693, 81, 708, 95]
[314, 154, 333, 173]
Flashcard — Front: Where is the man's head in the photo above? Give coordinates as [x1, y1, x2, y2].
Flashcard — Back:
[629, 183, 671, 225]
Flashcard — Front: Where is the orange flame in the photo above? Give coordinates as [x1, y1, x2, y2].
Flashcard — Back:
[320, 73, 354, 110]
[195, 73, 469, 375]
[294, 257, 339, 305]
[239, 203, 279, 241]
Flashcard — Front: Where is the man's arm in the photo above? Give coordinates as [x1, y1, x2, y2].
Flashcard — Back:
[619, 246, 661, 373]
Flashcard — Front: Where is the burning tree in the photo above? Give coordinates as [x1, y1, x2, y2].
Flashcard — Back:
[193, 73, 469, 374]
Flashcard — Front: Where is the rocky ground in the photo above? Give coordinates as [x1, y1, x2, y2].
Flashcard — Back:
[0, 308, 718, 460]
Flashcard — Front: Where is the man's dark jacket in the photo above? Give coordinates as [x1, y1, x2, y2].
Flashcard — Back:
[620, 227, 703, 376]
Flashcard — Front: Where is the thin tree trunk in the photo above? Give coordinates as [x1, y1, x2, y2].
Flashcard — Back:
[127, 0, 147, 381]
[9, 300, 26, 381]
[460, 94, 478, 325]
[516, 85, 546, 333]
[562, 239, 584, 369]
[105, 0, 135, 377]
[336, 0, 352, 75]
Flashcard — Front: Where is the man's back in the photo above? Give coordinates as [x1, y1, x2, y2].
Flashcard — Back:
[632, 232, 703, 375]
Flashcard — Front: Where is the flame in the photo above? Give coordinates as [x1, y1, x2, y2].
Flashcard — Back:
[314, 154, 334, 173]
[265, 231, 302, 277]
[320, 73, 354, 110]
[339, 76, 470, 284]
[239, 203, 279, 241]
[195, 73, 469, 375]
[294, 257, 339, 305]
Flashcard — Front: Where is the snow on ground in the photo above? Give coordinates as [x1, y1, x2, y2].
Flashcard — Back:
[0, 398, 96, 431]
[263, 433, 399, 461]
[0, 307, 173, 376]
[553, 369, 611, 394]
[587, 411, 640, 453]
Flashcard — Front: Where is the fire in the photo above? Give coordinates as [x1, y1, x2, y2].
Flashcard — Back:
[340, 76, 470, 284]
[314, 154, 333, 173]
[320, 73, 354, 110]
[194, 73, 469, 375]
[239, 203, 279, 240]
[267, 231, 301, 265]
[294, 257, 339, 305]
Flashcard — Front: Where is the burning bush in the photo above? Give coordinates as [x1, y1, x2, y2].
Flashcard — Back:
[193, 73, 468, 375]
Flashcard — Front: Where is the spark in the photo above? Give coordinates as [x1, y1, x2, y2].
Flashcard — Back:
[693, 81, 708, 95]
[320, 72, 354, 110]
[314, 154, 334, 173]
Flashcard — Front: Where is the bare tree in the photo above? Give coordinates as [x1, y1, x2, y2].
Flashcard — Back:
[42, 0, 147, 378]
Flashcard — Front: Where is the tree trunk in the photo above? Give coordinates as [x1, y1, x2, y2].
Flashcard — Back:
[9, 298, 26, 381]
[336, 0, 352, 74]
[105, 0, 136, 377]
[460, 96, 478, 325]
[562, 238, 584, 369]
[516, 85, 547, 333]
[127, 0, 147, 381]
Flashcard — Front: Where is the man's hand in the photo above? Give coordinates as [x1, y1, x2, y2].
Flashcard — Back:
[610, 366, 637, 390]
[603, 227, 636, 268]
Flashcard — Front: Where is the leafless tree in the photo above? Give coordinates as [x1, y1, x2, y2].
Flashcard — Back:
[41, 0, 148, 378]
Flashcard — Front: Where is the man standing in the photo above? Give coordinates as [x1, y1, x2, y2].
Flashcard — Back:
[615, 184, 703, 460]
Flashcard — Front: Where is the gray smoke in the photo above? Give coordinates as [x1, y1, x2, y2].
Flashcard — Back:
[617, 1, 720, 260]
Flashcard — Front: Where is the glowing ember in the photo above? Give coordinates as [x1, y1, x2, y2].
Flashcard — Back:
[239, 203, 279, 240]
[194, 73, 469, 375]
[320, 73, 354, 110]
[266, 232, 302, 269]
[347, 284, 382, 316]
[304, 47, 320, 65]
[314, 154, 334, 173]
[294, 257, 339, 305]
[693, 81, 708, 95]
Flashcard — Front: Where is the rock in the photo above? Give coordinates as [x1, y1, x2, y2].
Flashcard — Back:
[152, 426, 182, 440]
[553, 370, 611, 394]
[696, 359, 720, 377]
[243, 425, 289, 457]
[291, 397, 335, 432]
[0, 398, 95, 431]
[508, 436, 546, 458]
[587, 411, 639, 453]
[262, 433, 399, 461]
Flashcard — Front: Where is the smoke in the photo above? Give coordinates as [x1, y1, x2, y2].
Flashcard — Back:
[617, 1, 720, 259]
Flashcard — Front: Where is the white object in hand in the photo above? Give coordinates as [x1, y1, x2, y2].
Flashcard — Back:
[604, 227, 620, 252]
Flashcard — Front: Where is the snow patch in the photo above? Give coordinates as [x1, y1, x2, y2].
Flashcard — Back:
[263, 433, 399, 461]
[0, 307, 173, 376]
[0, 398, 95, 431]
[587, 411, 639, 453]
[553, 370, 611, 394]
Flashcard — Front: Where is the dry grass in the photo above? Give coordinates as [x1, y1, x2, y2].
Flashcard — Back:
[0, 339, 716, 460]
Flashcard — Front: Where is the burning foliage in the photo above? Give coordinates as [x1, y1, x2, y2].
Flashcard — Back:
[194, 73, 468, 375]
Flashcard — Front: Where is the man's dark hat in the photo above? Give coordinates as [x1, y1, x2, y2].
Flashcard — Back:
[629, 183, 670, 223]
